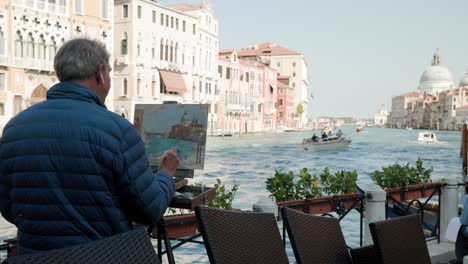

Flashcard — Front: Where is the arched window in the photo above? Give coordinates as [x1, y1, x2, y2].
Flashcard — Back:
[0, 29, 5, 55]
[38, 35, 46, 60]
[175, 42, 178, 64]
[137, 74, 141, 96]
[151, 75, 156, 97]
[164, 42, 168, 61]
[160, 39, 164, 60]
[27, 33, 35, 58]
[15, 31, 23, 58]
[121, 32, 128, 55]
[49, 37, 57, 59]
[123, 78, 128, 96]
[170, 42, 173, 62]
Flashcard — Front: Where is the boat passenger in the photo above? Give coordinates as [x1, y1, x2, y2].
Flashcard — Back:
[322, 132, 328, 139]
[311, 134, 318, 142]
[336, 130, 343, 138]
[0, 38, 179, 255]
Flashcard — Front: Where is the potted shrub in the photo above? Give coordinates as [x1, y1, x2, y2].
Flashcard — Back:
[369, 158, 440, 202]
[154, 179, 240, 239]
[266, 167, 361, 216]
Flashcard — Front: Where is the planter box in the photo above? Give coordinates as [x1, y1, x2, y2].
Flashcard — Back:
[170, 185, 216, 210]
[152, 213, 198, 239]
[385, 182, 441, 203]
[277, 193, 362, 217]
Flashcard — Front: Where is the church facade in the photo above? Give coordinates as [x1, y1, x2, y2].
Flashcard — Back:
[389, 49, 468, 130]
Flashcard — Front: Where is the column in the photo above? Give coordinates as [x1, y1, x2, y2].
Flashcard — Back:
[357, 183, 386, 246]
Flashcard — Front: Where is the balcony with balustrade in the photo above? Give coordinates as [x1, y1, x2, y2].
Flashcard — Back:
[12, 0, 68, 16]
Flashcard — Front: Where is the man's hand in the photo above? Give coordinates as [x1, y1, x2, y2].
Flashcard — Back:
[158, 148, 179, 177]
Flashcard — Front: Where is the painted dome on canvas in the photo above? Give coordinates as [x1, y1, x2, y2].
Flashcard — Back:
[419, 49, 454, 95]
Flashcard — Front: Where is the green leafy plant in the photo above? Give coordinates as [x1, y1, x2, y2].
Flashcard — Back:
[266, 170, 296, 202]
[370, 158, 433, 189]
[207, 179, 239, 210]
[320, 167, 358, 195]
[266, 167, 358, 202]
[295, 168, 322, 199]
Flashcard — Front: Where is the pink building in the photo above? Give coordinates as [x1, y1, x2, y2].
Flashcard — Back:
[276, 76, 295, 127]
[259, 63, 278, 131]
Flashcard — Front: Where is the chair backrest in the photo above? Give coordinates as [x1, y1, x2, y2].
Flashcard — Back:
[4, 227, 159, 264]
[195, 206, 289, 264]
[369, 214, 431, 264]
[281, 207, 352, 264]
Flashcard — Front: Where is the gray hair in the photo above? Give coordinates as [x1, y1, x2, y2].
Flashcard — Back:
[54, 38, 110, 82]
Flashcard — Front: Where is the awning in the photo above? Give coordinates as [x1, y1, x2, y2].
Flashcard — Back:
[159, 70, 187, 93]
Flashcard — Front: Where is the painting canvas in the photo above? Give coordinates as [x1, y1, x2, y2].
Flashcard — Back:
[134, 104, 209, 170]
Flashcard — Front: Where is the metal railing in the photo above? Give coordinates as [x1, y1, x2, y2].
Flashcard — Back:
[277, 192, 365, 247]
[385, 183, 442, 242]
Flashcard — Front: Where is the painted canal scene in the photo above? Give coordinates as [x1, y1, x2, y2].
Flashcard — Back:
[135, 104, 209, 170]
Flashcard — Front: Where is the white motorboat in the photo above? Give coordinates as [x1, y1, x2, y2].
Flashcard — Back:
[417, 132, 437, 143]
[299, 136, 352, 151]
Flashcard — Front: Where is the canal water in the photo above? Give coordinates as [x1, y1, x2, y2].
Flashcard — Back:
[0, 126, 463, 263]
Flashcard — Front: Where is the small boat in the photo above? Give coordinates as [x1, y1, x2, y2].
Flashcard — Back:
[406, 127, 413, 130]
[417, 132, 437, 143]
[299, 136, 352, 151]
[356, 126, 364, 132]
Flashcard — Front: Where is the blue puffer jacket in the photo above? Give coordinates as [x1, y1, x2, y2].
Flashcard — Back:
[0, 82, 175, 255]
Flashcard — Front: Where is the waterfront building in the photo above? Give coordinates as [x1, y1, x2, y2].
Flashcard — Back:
[389, 92, 421, 128]
[217, 50, 272, 134]
[456, 105, 468, 129]
[113, 1, 219, 132]
[240, 60, 264, 133]
[217, 50, 243, 134]
[276, 76, 295, 128]
[237, 42, 309, 128]
[0, 0, 112, 134]
[389, 49, 468, 130]
[373, 108, 389, 127]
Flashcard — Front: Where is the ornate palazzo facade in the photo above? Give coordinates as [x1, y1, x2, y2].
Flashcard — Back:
[0, 0, 113, 134]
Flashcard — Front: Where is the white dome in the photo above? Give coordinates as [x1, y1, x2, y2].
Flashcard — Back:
[460, 70, 468, 87]
[419, 65, 454, 84]
[418, 49, 454, 95]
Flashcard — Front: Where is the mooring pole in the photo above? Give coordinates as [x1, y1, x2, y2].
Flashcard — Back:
[462, 124, 467, 176]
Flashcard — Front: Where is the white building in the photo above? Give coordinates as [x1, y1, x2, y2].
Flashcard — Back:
[374, 108, 389, 127]
[0, 0, 69, 131]
[113, 1, 219, 132]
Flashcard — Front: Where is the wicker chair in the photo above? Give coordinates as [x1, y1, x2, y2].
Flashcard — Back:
[195, 205, 289, 264]
[281, 207, 377, 264]
[369, 214, 431, 264]
[3, 227, 159, 264]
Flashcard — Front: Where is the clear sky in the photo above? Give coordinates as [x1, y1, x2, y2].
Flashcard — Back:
[161, 0, 468, 119]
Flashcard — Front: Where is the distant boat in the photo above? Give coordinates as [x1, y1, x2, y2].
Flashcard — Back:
[406, 127, 413, 130]
[417, 132, 437, 143]
[356, 126, 364, 132]
[299, 136, 351, 151]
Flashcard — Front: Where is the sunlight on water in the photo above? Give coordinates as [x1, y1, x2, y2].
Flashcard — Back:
[0, 127, 463, 263]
